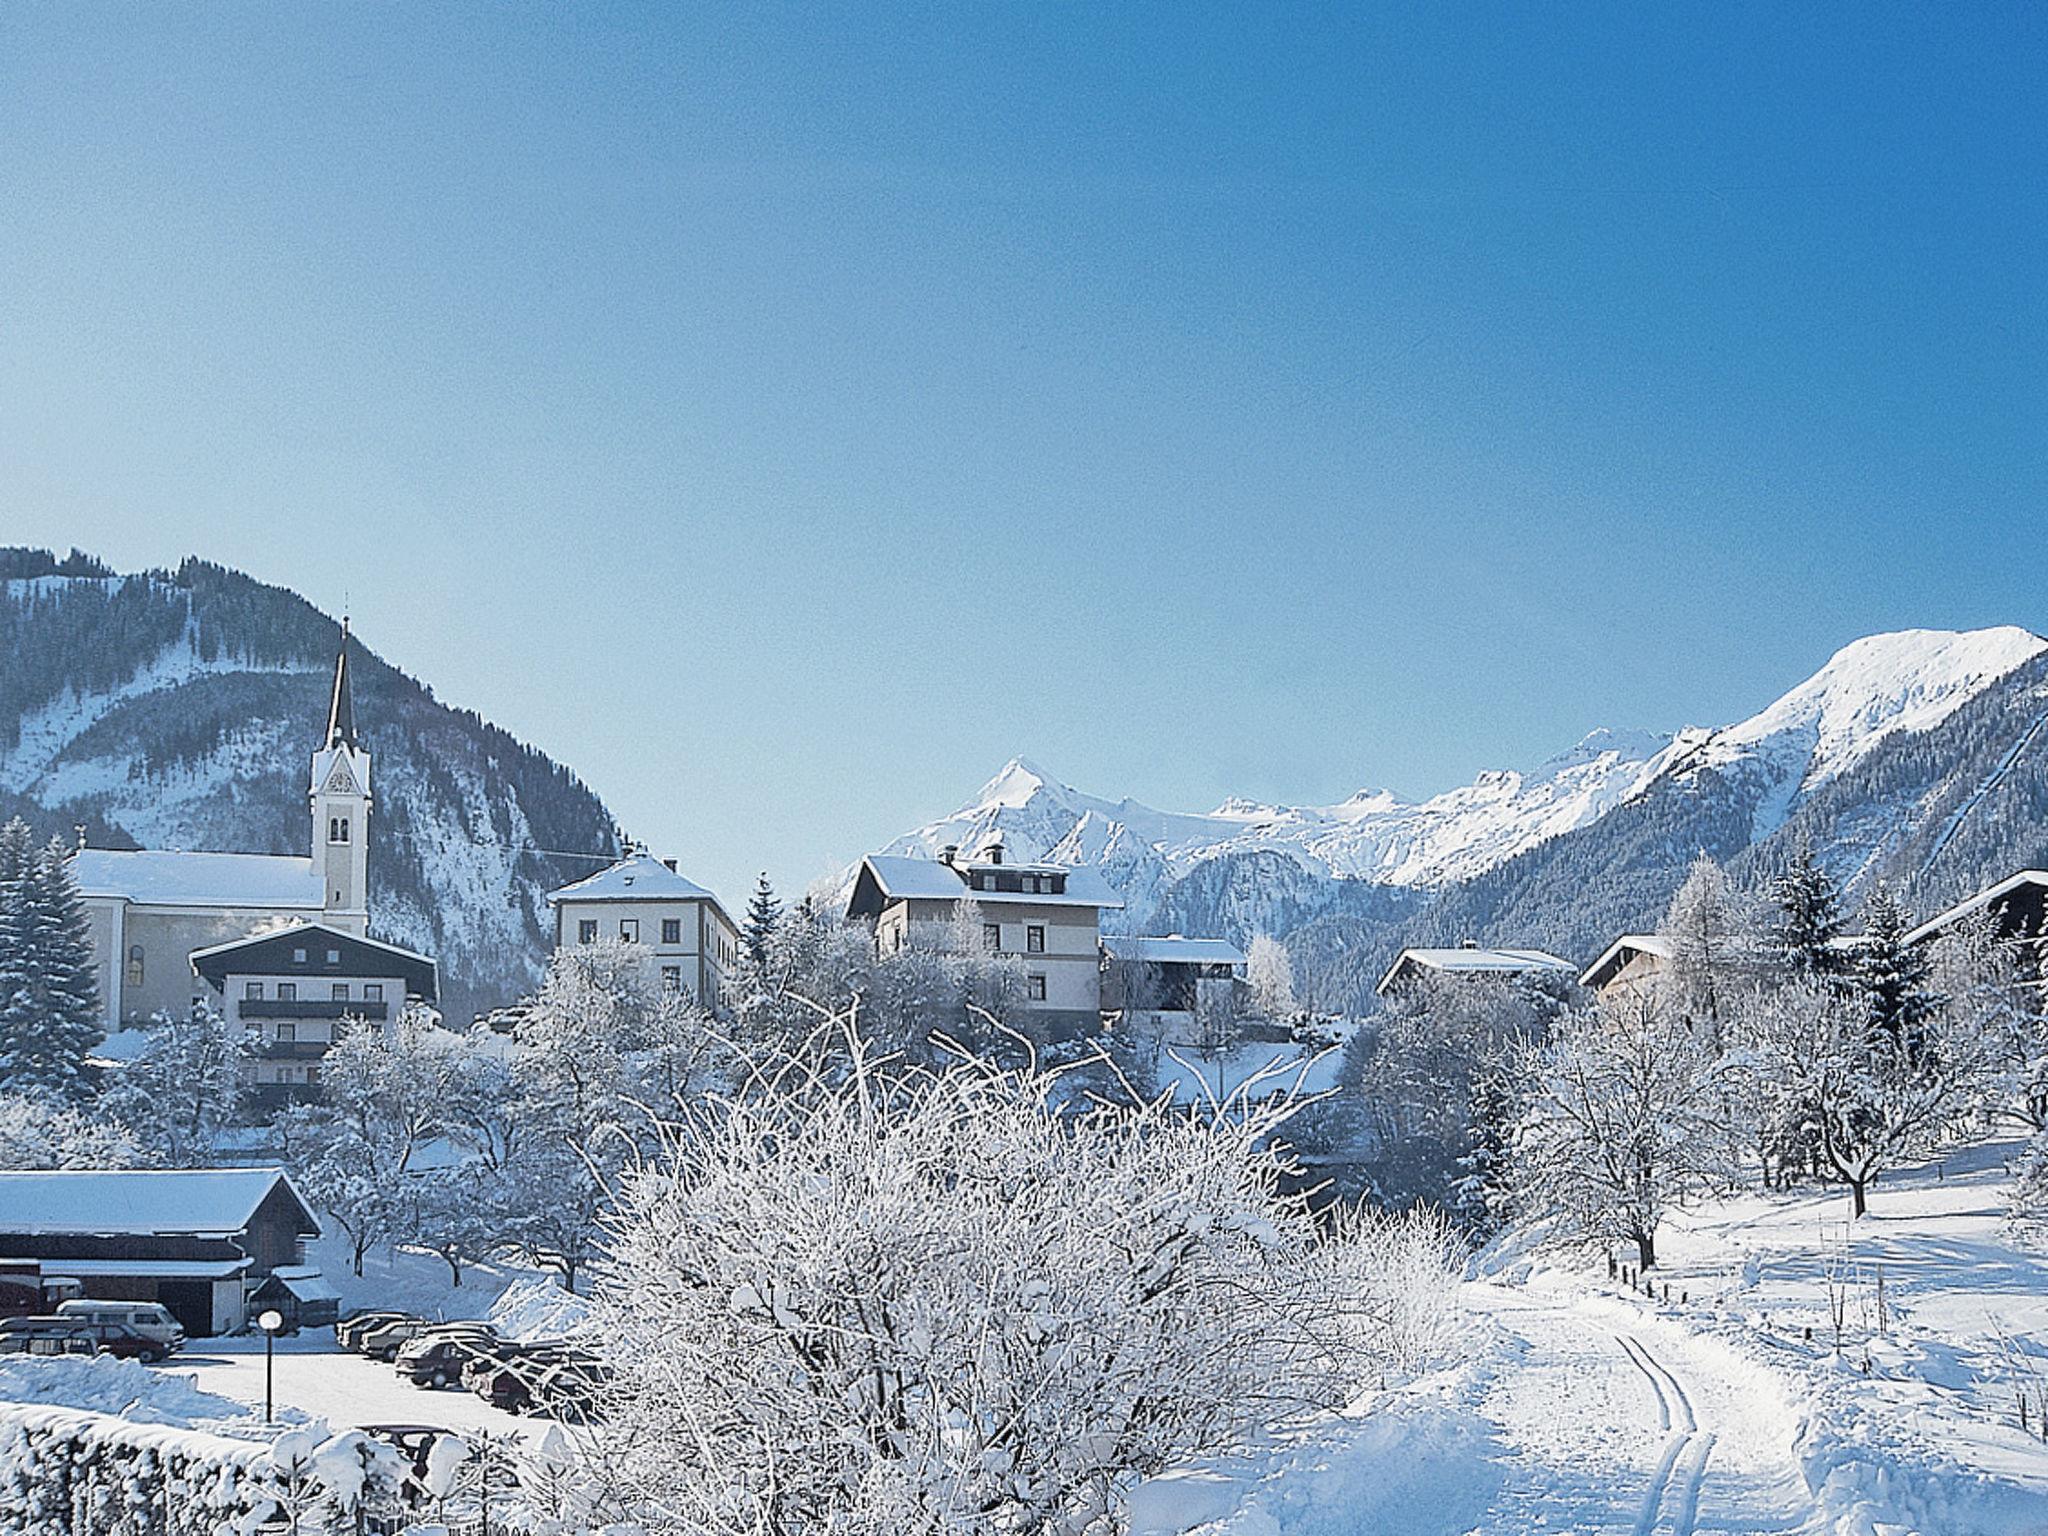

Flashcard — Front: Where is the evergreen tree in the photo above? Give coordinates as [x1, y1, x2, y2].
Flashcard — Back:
[1858, 884, 1939, 1055]
[0, 828, 101, 1102]
[1772, 842, 1848, 983]
[742, 872, 782, 969]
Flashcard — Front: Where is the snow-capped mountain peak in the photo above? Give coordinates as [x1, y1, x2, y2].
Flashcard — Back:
[1701, 626, 2046, 788]
[884, 626, 2045, 930]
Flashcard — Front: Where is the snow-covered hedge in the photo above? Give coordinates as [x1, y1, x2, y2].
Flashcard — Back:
[0, 1401, 405, 1536]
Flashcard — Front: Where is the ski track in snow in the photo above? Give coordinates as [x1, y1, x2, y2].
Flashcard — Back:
[1919, 700, 2048, 876]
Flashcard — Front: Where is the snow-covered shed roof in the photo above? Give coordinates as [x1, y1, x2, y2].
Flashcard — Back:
[851, 855, 1126, 913]
[69, 849, 325, 910]
[0, 1167, 317, 1239]
[546, 853, 719, 905]
[1101, 935, 1248, 967]
[1905, 870, 2048, 947]
[1578, 934, 1674, 991]
[1376, 946, 1577, 997]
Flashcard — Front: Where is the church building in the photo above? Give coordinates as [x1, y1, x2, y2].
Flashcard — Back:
[72, 626, 382, 1031]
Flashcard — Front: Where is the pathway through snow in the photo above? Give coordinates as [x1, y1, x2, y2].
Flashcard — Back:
[1466, 1285, 1812, 1535]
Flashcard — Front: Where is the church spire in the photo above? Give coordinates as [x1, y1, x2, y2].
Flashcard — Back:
[325, 618, 357, 750]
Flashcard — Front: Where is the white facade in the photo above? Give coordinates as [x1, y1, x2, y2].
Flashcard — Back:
[546, 853, 739, 1004]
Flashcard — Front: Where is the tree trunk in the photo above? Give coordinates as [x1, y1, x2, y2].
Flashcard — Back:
[1635, 1228, 1656, 1270]
[1849, 1177, 1868, 1219]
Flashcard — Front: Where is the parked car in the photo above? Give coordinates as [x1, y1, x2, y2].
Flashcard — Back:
[0, 1315, 171, 1363]
[528, 1357, 612, 1422]
[0, 1322, 98, 1358]
[52, 1300, 184, 1353]
[460, 1340, 585, 1413]
[395, 1327, 500, 1389]
[356, 1423, 462, 1498]
[336, 1310, 414, 1350]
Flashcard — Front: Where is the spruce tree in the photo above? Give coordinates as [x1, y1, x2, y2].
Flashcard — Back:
[0, 834, 103, 1102]
[1858, 884, 1938, 1055]
[743, 872, 782, 969]
[1772, 842, 1847, 983]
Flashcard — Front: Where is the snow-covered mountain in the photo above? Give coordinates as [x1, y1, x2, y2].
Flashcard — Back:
[0, 552, 622, 1022]
[886, 627, 2048, 963]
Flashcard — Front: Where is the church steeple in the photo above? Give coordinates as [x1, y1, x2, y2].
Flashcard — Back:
[310, 618, 371, 936]
[325, 619, 357, 750]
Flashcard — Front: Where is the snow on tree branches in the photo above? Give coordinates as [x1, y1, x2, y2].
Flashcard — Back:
[579, 1009, 1465, 1536]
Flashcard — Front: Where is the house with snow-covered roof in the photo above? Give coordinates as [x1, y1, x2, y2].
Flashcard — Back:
[545, 851, 739, 1004]
[0, 1167, 321, 1337]
[190, 921, 440, 1107]
[846, 835, 1125, 1033]
[1375, 943, 1577, 998]
[1100, 934, 1247, 1033]
[71, 624, 376, 1030]
[1578, 934, 1673, 1001]
[1905, 869, 2048, 950]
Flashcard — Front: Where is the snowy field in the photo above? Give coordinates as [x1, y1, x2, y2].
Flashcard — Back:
[1136, 1135, 2048, 1535]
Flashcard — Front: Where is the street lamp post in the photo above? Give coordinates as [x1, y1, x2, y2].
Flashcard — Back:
[258, 1309, 285, 1423]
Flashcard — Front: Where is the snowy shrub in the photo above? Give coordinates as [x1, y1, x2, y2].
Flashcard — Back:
[0, 1090, 144, 1169]
[578, 1011, 1465, 1536]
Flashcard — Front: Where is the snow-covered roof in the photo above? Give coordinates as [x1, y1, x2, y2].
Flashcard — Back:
[69, 849, 325, 910]
[1577, 934, 1673, 990]
[0, 1167, 316, 1239]
[545, 853, 718, 905]
[51, 1258, 251, 1279]
[856, 855, 1126, 910]
[1101, 935, 1248, 966]
[1376, 946, 1576, 997]
[271, 1269, 341, 1304]
[186, 922, 434, 970]
[1905, 870, 2048, 947]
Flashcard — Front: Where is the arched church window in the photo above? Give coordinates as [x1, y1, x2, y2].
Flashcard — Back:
[126, 945, 144, 986]
[329, 816, 350, 845]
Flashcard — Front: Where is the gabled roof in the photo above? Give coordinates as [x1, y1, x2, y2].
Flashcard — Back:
[1578, 934, 1674, 990]
[187, 921, 439, 999]
[850, 855, 1126, 913]
[1377, 946, 1576, 997]
[1905, 870, 2048, 947]
[546, 852, 717, 905]
[1101, 934, 1248, 966]
[69, 849, 325, 910]
[0, 1167, 318, 1239]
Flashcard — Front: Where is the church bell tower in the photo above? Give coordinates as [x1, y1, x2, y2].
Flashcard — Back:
[310, 620, 371, 936]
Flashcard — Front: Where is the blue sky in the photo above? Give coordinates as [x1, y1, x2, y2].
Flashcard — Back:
[2, 5, 2044, 901]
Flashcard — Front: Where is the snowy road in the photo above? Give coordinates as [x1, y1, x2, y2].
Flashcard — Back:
[1465, 1285, 1814, 1535]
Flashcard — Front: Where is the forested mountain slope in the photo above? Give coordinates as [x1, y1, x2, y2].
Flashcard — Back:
[0, 550, 621, 1022]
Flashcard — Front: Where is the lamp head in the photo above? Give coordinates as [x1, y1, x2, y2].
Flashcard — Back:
[258, 1309, 285, 1333]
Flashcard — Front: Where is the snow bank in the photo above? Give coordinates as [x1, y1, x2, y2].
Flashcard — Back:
[0, 1353, 280, 1435]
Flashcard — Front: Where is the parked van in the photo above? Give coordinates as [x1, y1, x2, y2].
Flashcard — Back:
[54, 1300, 185, 1352]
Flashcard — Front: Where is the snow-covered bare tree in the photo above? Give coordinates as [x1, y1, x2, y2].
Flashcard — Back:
[580, 1013, 1466, 1536]
[1246, 934, 1296, 1020]
[1511, 992, 1734, 1267]
[1930, 912, 2048, 1129]
[1658, 853, 1763, 1050]
[1742, 972, 1995, 1218]
[100, 999, 249, 1164]
[0, 1090, 144, 1169]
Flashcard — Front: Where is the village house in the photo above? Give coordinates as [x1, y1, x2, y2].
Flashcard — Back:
[546, 850, 740, 1004]
[71, 625, 375, 1030]
[1906, 869, 2048, 950]
[1100, 934, 1248, 1032]
[846, 837, 1124, 1034]
[189, 922, 440, 1107]
[1577, 934, 1673, 1002]
[0, 1168, 322, 1337]
[1376, 942, 1577, 998]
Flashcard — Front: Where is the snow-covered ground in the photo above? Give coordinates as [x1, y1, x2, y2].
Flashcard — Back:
[1138, 1136, 2048, 1535]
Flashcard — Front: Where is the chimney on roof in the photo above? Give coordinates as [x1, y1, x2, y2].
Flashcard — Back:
[983, 836, 1005, 865]
[663, 858, 677, 873]
[939, 844, 958, 866]
[1461, 938, 1479, 949]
